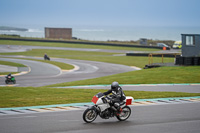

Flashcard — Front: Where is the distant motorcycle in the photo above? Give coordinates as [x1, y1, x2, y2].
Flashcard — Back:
[44, 54, 50, 61]
[83, 92, 133, 123]
[5, 75, 16, 84]
[44, 56, 50, 60]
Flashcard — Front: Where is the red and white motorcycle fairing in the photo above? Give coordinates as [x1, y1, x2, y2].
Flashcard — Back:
[83, 92, 133, 123]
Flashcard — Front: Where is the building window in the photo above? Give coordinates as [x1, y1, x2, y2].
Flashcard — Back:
[186, 36, 195, 46]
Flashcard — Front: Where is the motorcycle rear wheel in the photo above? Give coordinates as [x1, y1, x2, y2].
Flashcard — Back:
[83, 108, 97, 123]
[116, 106, 131, 121]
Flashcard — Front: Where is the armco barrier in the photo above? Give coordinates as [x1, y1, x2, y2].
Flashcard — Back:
[0, 37, 166, 50]
[175, 56, 200, 66]
[126, 53, 178, 57]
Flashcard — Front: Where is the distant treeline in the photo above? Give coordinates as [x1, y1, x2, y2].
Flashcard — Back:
[0, 34, 20, 37]
[0, 26, 28, 31]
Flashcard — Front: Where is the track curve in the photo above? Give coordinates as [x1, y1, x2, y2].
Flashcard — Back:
[0, 56, 136, 87]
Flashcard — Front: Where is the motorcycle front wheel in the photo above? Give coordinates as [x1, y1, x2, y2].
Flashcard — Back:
[5, 80, 9, 84]
[83, 108, 97, 123]
[116, 106, 131, 121]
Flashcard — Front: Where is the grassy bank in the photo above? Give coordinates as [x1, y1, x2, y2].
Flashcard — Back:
[0, 60, 26, 75]
[0, 40, 159, 51]
[15, 57, 74, 70]
[1, 39, 199, 109]
[0, 57, 74, 75]
[0, 86, 199, 108]
[48, 66, 200, 87]
[0, 72, 18, 75]
[0, 60, 26, 67]
[0, 49, 174, 68]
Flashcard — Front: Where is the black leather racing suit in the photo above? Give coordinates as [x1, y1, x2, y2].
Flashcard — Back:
[6, 74, 13, 79]
[103, 86, 126, 111]
[44, 54, 48, 60]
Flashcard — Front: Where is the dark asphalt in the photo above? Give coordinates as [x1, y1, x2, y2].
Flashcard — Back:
[0, 102, 199, 133]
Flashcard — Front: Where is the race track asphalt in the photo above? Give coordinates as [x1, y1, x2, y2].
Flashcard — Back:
[0, 102, 199, 133]
[0, 56, 199, 94]
[0, 44, 199, 133]
[0, 56, 136, 87]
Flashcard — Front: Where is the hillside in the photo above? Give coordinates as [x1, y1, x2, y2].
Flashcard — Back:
[0, 26, 28, 31]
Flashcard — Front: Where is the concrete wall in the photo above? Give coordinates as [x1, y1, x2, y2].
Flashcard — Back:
[182, 34, 200, 57]
[45, 28, 72, 39]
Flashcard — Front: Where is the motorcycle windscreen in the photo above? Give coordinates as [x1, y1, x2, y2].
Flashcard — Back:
[92, 96, 99, 104]
[96, 92, 104, 98]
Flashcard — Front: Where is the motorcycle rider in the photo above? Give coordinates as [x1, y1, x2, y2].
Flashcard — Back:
[5, 73, 16, 84]
[103, 81, 126, 115]
[5, 73, 13, 79]
[44, 53, 50, 60]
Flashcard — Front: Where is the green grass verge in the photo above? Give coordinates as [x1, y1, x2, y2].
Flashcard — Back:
[15, 57, 74, 70]
[0, 40, 159, 51]
[0, 49, 115, 57]
[0, 49, 174, 68]
[48, 66, 200, 87]
[0, 72, 18, 75]
[0, 60, 26, 75]
[0, 86, 199, 108]
[0, 60, 26, 67]
[33, 59, 74, 70]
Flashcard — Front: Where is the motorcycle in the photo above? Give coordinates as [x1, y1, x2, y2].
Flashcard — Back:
[5, 75, 16, 84]
[44, 56, 50, 60]
[44, 55, 50, 61]
[83, 92, 133, 123]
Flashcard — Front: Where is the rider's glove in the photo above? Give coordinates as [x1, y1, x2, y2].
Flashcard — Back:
[106, 98, 111, 104]
[108, 99, 113, 104]
[106, 99, 110, 103]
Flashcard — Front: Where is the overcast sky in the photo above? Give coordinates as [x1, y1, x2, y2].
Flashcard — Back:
[0, 0, 200, 28]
